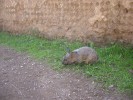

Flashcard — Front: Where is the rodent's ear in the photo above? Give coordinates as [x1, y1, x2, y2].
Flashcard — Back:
[66, 47, 71, 53]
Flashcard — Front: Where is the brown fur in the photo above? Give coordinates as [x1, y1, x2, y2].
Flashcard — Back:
[62, 46, 98, 65]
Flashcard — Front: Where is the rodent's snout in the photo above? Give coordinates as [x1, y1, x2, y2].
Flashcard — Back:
[62, 60, 67, 65]
[62, 58, 66, 64]
[62, 58, 69, 65]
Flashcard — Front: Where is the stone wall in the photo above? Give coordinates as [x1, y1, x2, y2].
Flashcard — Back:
[0, 0, 4, 31]
[0, 0, 133, 44]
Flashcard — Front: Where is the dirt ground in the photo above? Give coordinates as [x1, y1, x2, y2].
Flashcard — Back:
[0, 46, 132, 100]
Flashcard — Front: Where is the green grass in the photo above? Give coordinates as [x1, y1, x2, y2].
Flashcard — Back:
[0, 31, 133, 92]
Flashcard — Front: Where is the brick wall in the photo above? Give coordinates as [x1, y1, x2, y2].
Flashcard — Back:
[0, 0, 133, 44]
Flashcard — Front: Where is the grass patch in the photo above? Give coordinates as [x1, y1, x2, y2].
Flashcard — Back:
[0, 31, 133, 92]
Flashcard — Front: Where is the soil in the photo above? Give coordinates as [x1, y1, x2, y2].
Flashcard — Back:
[0, 46, 132, 100]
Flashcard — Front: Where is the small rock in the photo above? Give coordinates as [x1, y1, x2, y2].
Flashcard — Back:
[32, 63, 35, 65]
[88, 97, 92, 99]
[20, 66, 23, 68]
[92, 81, 95, 84]
[85, 90, 88, 93]
[73, 91, 76, 94]
[28, 75, 32, 77]
[25, 72, 28, 74]
[11, 68, 14, 71]
[109, 85, 114, 89]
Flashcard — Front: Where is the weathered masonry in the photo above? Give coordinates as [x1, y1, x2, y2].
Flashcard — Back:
[0, 0, 133, 44]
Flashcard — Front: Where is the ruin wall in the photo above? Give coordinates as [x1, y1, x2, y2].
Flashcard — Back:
[0, 0, 133, 44]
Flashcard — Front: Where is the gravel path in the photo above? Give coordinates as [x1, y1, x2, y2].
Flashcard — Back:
[0, 46, 132, 100]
